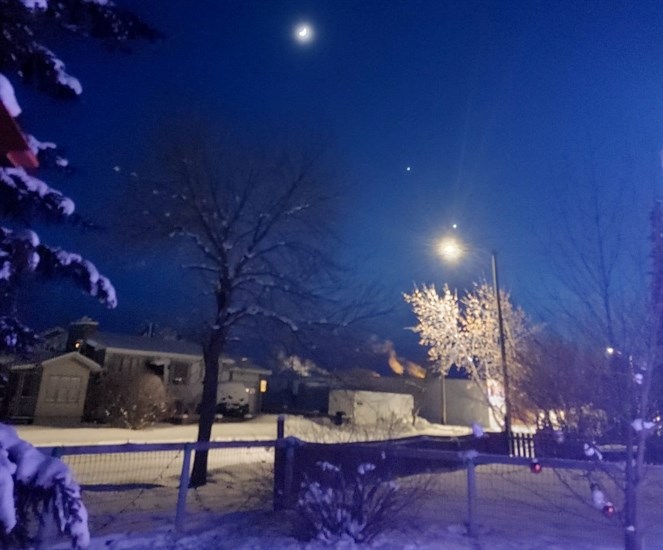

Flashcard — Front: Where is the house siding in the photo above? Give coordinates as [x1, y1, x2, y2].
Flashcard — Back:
[34, 361, 93, 424]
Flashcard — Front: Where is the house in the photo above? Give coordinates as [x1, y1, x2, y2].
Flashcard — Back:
[35, 326, 68, 352]
[0, 317, 272, 424]
[67, 318, 205, 416]
[66, 318, 271, 419]
[2, 352, 102, 425]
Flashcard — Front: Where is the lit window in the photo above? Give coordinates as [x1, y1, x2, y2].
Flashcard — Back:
[260, 379, 268, 393]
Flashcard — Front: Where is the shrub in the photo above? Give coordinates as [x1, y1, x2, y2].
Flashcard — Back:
[101, 370, 171, 429]
[296, 460, 401, 543]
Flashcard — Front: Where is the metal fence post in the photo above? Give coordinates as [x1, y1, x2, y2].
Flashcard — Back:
[284, 437, 295, 507]
[277, 414, 285, 439]
[273, 416, 285, 511]
[466, 457, 477, 538]
[175, 443, 193, 533]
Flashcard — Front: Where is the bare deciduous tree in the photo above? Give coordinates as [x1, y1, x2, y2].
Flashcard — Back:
[530, 165, 661, 550]
[122, 120, 380, 486]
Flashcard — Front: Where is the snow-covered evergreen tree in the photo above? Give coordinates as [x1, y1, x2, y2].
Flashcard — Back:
[0, 423, 88, 548]
[0, 0, 156, 353]
[0, 0, 158, 98]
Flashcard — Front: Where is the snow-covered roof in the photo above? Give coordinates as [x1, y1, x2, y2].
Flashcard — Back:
[75, 330, 269, 371]
[87, 332, 203, 357]
[220, 356, 270, 375]
[4, 350, 60, 369]
[10, 351, 102, 373]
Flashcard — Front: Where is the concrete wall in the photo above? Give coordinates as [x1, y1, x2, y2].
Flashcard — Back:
[444, 379, 502, 432]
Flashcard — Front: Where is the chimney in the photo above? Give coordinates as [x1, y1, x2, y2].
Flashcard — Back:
[66, 317, 99, 352]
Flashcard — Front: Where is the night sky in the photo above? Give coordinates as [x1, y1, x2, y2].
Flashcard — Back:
[18, 0, 663, 361]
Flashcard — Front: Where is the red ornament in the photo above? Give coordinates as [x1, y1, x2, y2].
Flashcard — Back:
[530, 460, 542, 474]
[602, 503, 615, 518]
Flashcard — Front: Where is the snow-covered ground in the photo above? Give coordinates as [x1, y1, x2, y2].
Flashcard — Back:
[67, 509, 625, 550]
[15, 414, 472, 446]
[24, 416, 663, 549]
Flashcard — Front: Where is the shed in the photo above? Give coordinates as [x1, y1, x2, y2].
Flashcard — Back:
[444, 379, 502, 432]
[4, 352, 101, 425]
[328, 389, 414, 426]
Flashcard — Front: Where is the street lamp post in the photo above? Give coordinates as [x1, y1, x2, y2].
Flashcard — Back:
[438, 236, 512, 434]
[491, 251, 512, 434]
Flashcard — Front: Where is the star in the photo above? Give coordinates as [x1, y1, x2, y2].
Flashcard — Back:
[406, 166, 411, 172]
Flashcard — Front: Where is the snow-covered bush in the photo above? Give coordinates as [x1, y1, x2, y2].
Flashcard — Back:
[101, 370, 171, 430]
[0, 424, 88, 549]
[296, 460, 401, 543]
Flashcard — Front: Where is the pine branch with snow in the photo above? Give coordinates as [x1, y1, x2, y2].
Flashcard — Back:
[0, 0, 159, 98]
[0, 316, 36, 353]
[0, 424, 89, 549]
[0, 0, 151, 352]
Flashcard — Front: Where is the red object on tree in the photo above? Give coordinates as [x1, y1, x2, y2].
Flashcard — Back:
[0, 101, 38, 169]
[602, 503, 615, 518]
[530, 459, 542, 474]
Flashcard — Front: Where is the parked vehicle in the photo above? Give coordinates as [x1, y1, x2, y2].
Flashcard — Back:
[216, 382, 251, 418]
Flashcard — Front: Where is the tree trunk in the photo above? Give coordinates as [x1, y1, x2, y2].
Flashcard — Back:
[190, 328, 225, 487]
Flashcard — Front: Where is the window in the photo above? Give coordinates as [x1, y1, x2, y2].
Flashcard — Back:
[21, 373, 39, 397]
[44, 375, 82, 404]
[170, 362, 189, 385]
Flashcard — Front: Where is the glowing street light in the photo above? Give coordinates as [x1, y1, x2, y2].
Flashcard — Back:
[438, 236, 463, 263]
[438, 235, 513, 434]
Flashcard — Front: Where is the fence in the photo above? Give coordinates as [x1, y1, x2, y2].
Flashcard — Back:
[43, 439, 278, 539]
[510, 430, 663, 464]
[36, 428, 663, 547]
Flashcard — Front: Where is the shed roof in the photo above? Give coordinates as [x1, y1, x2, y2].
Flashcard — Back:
[10, 351, 102, 373]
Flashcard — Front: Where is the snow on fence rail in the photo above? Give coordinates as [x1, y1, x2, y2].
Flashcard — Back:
[34, 435, 663, 545]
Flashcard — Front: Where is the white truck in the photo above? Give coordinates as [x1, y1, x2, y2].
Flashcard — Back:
[216, 382, 251, 418]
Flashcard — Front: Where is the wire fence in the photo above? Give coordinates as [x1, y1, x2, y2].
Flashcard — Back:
[44, 441, 276, 538]
[36, 430, 663, 547]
